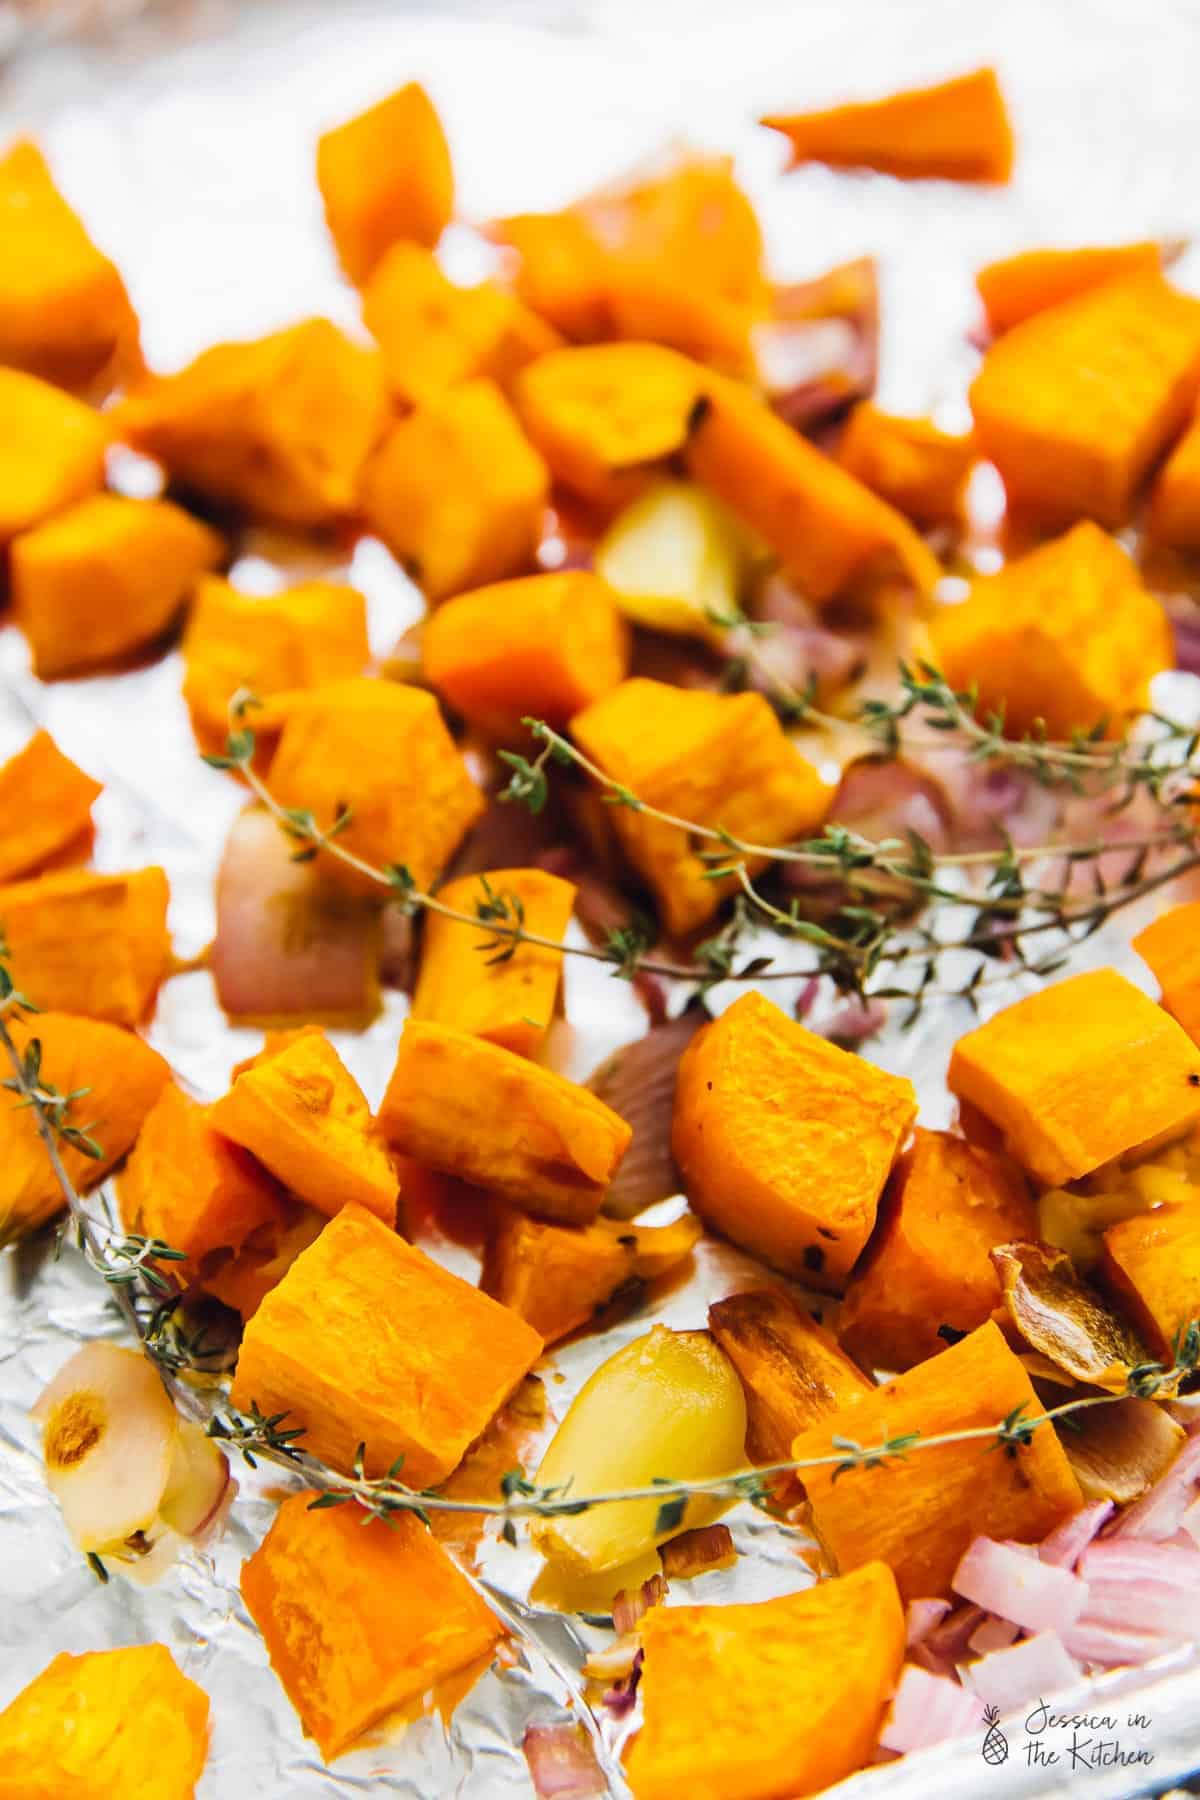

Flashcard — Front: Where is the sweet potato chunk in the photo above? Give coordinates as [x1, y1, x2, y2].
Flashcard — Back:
[761, 67, 1014, 183]
[422, 570, 630, 737]
[115, 320, 389, 527]
[976, 242, 1169, 336]
[209, 1029, 398, 1226]
[267, 677, 484, 896]
[230, 1203, 543, 1482]
[0, 1012, 170, 1242]
[12, 493, 222, 681]
[708, 1288, 875, 1462]
[242, 1491, 500, 1761]
[672, 992, 916, 1288]
[0, 1644, 209, 1800]
[625, 1562, 904, 1800]
[969, 272, 1200, 526]
[837, 403, 974, 526]
[570, 679, 830, 936]
[118, 1083, 287, 1280]
[379, 1018, 631, 1224]
[1135, 904, 1200, 1044]
[792, 1321, 1082, 1599]
[0, 866, 169, 1026]
[360, 377, 549, 600]
[1102, 1203, 1200, 1360]
[412, 866, 576, 1057]
[482, 1205, 701, 1344]
[1149, 416, 1200, 550]
[0, 368, 107, 545]
[930, 521, 1172, 740]
[316, 82, 453, 285]
[201, 1201, 325, 1320]
[947, 969, 1200, 1188]
[0, 731, 100, 883]
[0, 138, 140, 392]
[838, 1128, 1037, 1373]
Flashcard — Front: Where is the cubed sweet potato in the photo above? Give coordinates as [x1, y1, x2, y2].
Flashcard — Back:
[316, 82, 453, 285]
[230, 1202, 543, 1483]
[976, 242, 1169, 336]
[0, 368, 107, 545]
[625, 1562, 904, 1800]
[378, 1018, 631, 1224]
[0, 731, 100, 883]
[570, 678, 830, 937]
[1134, 904, 1200, 1045]
[422, 570, 630, 737]
[791, 1321, 1083, 1600]
[1102, 1203, 1200, 1360]
[201, 1201, 324, 1320]
[0, 866, 169, 1026]
[1149, 416, 1200, 550]
[837, 403, 975, 526]
[838, 1128, 1037, 1373]
[947, 969, 1200, 1188]
[707, 1287, 875, 1462]
[761, 67, 1013, 182]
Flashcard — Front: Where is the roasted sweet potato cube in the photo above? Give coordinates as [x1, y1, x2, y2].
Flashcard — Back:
[930, 522, 1172, 740]
[1135, 904, 1200, 1044]
[360, 378, 549, 601]
[482, 1205, 701, 1344]
[201, 1199, 324, 1320]
[209, 1030, 398, 1226]
[0, 1644, 209, 1800]
[838, 1128, 1037, 1373]
[837, 403, 974, 526]
[976, 242, 1169, 336]
[570, 679, 830, 937]
[1101, 1203, 1200, 1360]
[947, 969, 1200, 1188]
[626, 1562, 904, 1800]
[761, 67, 1013, 182]
[317, 82, 453, 285]
[969, 272, 1200, 526]
[182, 576, 369, 756]
[11, 494, 223, 681]
[230, 1203, 543, 1482]
[1, 1011, 170, 1242]
[672, 993, 916, 1288]
[0, 731, 100, 883]
[422, 571, 630, 737]
[267, 677, 484, 896]
[792, 1321, 1082, 1600]
[115, 320, 389, 527]
[412, 866, 576, 1057]
[118, 1083, 287, 1280]
[708, 1288, 875, 1462]
[379, 1018, 631, 1223]
[242, 1491, 500, 1761]
[0, 369, 107, 545]
[0, 138, 140, 392]
[1150, 417, 1200, 550]
[0, 866, 169, 1026]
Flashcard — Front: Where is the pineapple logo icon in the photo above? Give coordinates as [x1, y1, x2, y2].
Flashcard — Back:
[981, 1705, 1009, 1766]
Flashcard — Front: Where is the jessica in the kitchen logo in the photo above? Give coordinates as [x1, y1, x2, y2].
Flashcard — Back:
[981, 1699, 1156, 1772]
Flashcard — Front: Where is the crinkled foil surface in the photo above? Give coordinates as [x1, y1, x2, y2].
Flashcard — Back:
[4, 1, 1200, 1793]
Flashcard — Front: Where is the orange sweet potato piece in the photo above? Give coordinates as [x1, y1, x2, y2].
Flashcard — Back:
[837, 402, 974, 526]
[1135, 904, 1200, 1044]
[948, 969, 1200, 1188]
[115, 320, 390, 527]
[360, 377, 549, 600]
[412, 866, 576, 1057]
[0, 1644, 209, 1800]
[1149, 415, 1200, 550]
[118, 1082, 287, 1280]
[685, 373, 942, 601]
[838, 1128, 1037, 1373]
[570, 679, 830, 937]
[761, 67, 1014, 183]
[230, 1202, 542, 1482]
[708, 1287, 875, 1463]
[0, 866, 169, 1026]
[929, 520, 1172, 740]
[267, 677, 484, 896]
[976, 242, 1170, 336]
[379, 1018, 630, 1224]
[0, 731, 100, 883]
[0, 138, 140, 393]
[422, 570, 630, 737]
[0, 368, 107, 545]
[11, 494, 223, 681]
[316, 82, 453, 285]
[0, 1012, 170, 1242]
[201, 1201, 325, 1320]
[792, 1321, 1083, 1600]
[969, 272, 1200, 526]
[242, 1491, 501, 1761]
[481, 1204, 702, 1344]
[1101, 1202, 1200, 1360]
[209, 1030, 398, 1226]
[626, 1562, 904, 1800]
[672, 993, 917, 1289]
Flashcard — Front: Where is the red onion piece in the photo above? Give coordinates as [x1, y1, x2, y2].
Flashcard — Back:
[823, 996, 887, 1048]
[830, 756, 955, 855]
[904, 1598, 951, 1648]
[924, 1602, 986, 1660]
[522, 1724, 607, 1799]
[601, 1646, 643, 1720]
[967, 1616, 1019, 1655]
[611, 1573, 668, 1637]
[962, 1632, 1082, 1714]
[588, 1015, 704, 1219]
[1039, 1501, 1114, 1571]
[1169, 601, 1200, 677]
[1108, 1429, 1200, 1540]
[1060, 1618, 1180, 1668]
[952, 1536, 1088, 1633]
[878, 1664, 985, 1754]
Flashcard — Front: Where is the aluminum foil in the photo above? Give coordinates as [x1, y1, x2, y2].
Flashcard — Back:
[4, 1, 1200, 1794]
